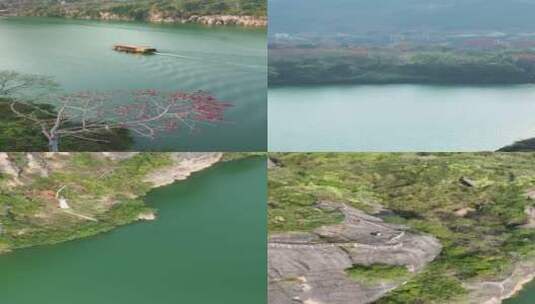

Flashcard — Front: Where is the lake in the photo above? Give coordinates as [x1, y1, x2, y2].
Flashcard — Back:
[0, 17, 267, 151]
[0, 157, 266, 303]
[269, 84, 535, 152]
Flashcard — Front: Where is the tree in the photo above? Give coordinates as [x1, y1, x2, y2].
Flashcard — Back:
[239, 0, 266, 15]
[0, 70, 58, 100]
[9, 89, 232, 152]
[0, 102, 133, 151]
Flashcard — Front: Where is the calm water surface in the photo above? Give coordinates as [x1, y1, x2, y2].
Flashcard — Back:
[0, 17, 267, 151]
[0, 158, 266, 304]
[269, 84, 535, 151]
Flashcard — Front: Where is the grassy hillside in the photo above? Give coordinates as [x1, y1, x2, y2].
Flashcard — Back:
[0, 152, 236, 254]
[269, 153, 535, 303]
[0, 153, 172, 253]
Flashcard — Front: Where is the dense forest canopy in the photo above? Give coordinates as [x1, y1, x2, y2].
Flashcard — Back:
[270, 0, 535, 34]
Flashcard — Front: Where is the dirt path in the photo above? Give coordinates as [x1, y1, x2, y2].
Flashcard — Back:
[62, 210, 98, 222]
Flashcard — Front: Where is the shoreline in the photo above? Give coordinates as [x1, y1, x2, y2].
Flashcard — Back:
[142, 153, 222, 188]
[501, 274, 535, 303]
[0, 152, 225, 255]
[467, 259, 535, 304]
[268, 81, 535, 89]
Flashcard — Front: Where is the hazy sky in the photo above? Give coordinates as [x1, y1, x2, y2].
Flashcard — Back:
[269, 0, 535, 34]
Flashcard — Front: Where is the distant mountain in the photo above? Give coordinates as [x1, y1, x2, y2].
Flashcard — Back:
[269, 0, 535, 34]
[498, 137, 535, 152]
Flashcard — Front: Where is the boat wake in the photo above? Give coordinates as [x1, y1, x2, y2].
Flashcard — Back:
[154, 52, 199, 60]
[154, 52, 264, 70]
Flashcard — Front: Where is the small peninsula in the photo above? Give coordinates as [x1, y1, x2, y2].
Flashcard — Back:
[0, 152, 258, 254]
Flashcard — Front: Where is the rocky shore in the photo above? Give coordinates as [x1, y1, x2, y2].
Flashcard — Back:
[467, 194, 535, 303]
[466, 260, 535, 304]
[17, 9, 267, 27]
[143, 152, 222, 188]
[145, 13, 267, 27]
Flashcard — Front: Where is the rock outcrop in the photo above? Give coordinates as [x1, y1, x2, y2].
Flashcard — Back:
[145, 11, 266, 26]
[143, 152, 222, 187]
[183, 15, 266, 27]
[137, 211, 157, 221]
[101, 152, 139, 161]
[268, 202, 442, 304]
[0, 152, 222, 189]
[526, 189, 535, 200]
[0, 153, 22, 186]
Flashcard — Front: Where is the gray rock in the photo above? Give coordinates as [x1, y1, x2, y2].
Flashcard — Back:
[526, 189, 535, 200]
[459, 176, 476, 187]
[268, 202, 442, 304]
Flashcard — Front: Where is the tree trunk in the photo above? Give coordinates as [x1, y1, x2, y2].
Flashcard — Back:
[48, 135, 60, 152]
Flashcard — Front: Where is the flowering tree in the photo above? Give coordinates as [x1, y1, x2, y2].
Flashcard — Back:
[9, 89, 232, 151]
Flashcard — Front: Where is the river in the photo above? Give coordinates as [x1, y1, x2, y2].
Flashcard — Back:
[269, 84, 535, 152]
[0, 157, 266, 303]
[0, 17, 267, 151]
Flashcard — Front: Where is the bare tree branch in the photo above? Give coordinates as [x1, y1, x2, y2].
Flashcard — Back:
[9, 89, 232, 151]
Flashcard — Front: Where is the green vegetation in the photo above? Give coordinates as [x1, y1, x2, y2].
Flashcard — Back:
[269, 47, 535, 85]
[346, 264, 410, 286]
[0, 153, 174, 252]
[221, 152, 265, 162]
[378, 264, 468, 304]
[0, 100, 134, 151]
[21, 0, 266, 20]
[6, 198, 150, 249]
[269, 153, 535, 303]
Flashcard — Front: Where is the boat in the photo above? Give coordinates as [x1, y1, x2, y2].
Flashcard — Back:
[113, 44, 157, 54]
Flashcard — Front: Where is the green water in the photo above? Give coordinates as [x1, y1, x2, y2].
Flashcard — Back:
[0, 157, 266, 304]
[269, 84, 535, 152]
[504, 280, 535, 304]
[0, 17, 267, 151]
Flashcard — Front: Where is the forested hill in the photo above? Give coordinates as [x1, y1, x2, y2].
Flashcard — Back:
[269, 0, 535, 85]
[4, 0, 266, 24]
[270, 0, 535, 34]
